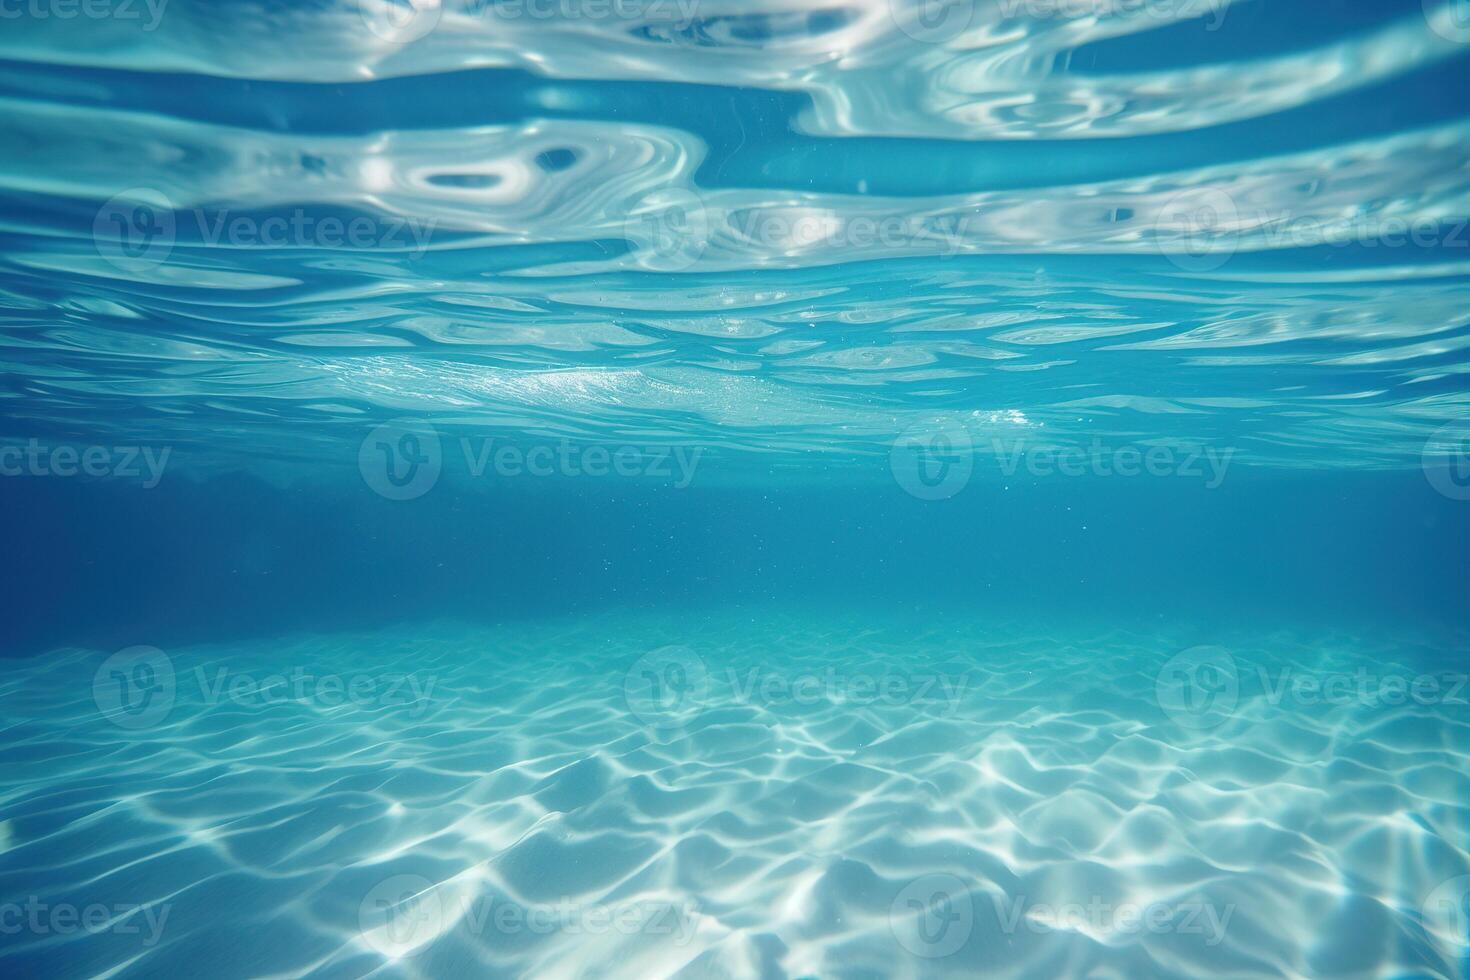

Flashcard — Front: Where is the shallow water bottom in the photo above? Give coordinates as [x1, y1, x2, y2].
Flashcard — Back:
[2, 609, 1468, 978]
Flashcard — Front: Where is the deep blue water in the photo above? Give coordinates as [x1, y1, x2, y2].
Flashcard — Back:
[3, 1, 1470, 977]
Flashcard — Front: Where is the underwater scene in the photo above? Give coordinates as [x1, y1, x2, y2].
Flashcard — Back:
[3, 0, 1470, 977]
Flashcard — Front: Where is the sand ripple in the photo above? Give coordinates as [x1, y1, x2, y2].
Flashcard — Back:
[1, 611, 1468, 977]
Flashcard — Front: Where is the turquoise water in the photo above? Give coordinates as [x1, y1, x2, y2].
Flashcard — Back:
[3, 1, 1470, 977]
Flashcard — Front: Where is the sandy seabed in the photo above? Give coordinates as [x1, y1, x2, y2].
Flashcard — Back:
[2, 609, 1468, 978]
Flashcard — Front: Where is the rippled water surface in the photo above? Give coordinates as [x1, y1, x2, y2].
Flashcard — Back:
[2, 0, 1470, 470]
[3, 2, 1470, 978]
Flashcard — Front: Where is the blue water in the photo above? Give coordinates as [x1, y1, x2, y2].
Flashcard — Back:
[3, 2, 1470, 977]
